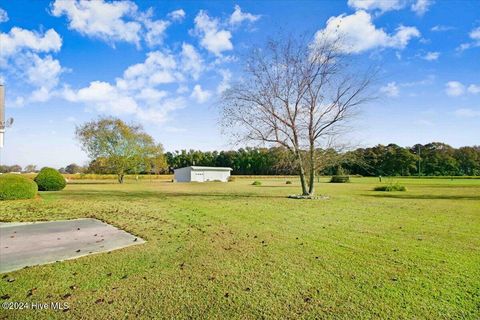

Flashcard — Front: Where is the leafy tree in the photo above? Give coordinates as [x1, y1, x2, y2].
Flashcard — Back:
[24, 164, 37, 173]
[65, 163, 83, 174]
[75, 117, 164, 183]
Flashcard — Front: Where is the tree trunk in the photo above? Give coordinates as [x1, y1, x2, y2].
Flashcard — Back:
[295, 152, 309, 195]
[308, 144, 315, 195]
[118, 173, 124, 184]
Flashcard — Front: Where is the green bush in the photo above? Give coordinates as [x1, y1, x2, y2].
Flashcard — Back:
[330, 176, 350, 183]
[374, 183, 407, 192]
[252, 180, 262, 186]
[34, 167, 66, 191]
[286, 180, 292, 184]
[0, 174, 38, 200]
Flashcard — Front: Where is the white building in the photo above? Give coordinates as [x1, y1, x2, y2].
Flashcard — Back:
[174, 166, 233, 182]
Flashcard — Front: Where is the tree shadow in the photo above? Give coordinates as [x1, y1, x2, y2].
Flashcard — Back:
[363, 193, 480, 201]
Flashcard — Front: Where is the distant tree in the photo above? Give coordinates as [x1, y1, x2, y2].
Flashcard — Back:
[87, 157, 111, 174]
[454, 146, 480, 176]
[75, 117, 163, 183]
[7, 164, 22, 173]
[24, 164, 37, 173]
[65, 163, 83, 174]
[221, 34, 375, 195]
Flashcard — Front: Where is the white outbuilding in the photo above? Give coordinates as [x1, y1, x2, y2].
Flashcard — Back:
[174, 166, 233, 182]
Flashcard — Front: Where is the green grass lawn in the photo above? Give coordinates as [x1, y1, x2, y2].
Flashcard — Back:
[1, 177, 479, 319]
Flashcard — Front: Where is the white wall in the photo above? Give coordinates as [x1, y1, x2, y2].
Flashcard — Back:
[174, 167, 231, 182]
[202, 170, 230, 182]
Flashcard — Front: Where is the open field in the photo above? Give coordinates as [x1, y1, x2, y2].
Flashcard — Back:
[0, 177, 479, 319]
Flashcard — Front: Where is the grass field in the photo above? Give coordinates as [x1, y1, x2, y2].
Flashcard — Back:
[1, 177, 479, 319]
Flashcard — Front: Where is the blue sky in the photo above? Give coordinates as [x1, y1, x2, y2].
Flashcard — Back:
[0, 0, 479, 168]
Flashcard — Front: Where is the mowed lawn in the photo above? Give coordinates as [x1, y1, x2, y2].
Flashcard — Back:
[1, 177, 479, 319]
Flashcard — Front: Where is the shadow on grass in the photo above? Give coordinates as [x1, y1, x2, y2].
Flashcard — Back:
[52, 190, 288, 200]
[363, 193, 480, 201]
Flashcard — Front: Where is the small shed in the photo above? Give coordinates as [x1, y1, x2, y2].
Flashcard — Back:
[174, 166, 232, 182]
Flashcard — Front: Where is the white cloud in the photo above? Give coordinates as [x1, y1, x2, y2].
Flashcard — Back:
[193, 10, 233, 56]
[62, 50, 192, 123]
[168, 9, 185, 22]
[411, 0, 434, 16]
[347, 0, 404, 12]
[0, 7, 8, 23]
[0, 27, 62, 60]
[380, 82, 399, 97]
[26, 55, 63, 89]
[229, 5, 260, 25]
[216, 69, 232, 94]
[315, 11, 420, 54]
[190, 84, 211, 103]
[348, 0, 434, 14]
[454, 108, 480, 118]
[181, 43, 204, 80]
[422, 51, 439, 61]
[430, 25, 454, 32]
[51, 0, 143, 46]
[457, 27, 480, 51]
[117, 51, 179, 91]
[445, 81, 465, 96]
[0, 26, 64, 104]
[140, 11, 170, 47]
[467, 84, 480, 94]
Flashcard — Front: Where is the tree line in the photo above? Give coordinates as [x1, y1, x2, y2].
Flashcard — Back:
[3, 142, 478, 177]
[165, 143, 480, 177]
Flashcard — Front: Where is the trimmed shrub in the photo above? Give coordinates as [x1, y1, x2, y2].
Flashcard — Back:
[374, 183, 407, 192]
[0, 174, 38, 200]
[34, 167, 66, 191]
[252, 180, 262, 186]
[330, 176, 350, 183]
[286, 180, 292, 184]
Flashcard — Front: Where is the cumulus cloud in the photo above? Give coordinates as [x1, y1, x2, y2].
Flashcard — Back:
[380, 82, 400, 97]
[193, 10, 233, 56]
[467, 84, 480, 94]
[168, 9, 185, 22]
[216, 69, 232, 94]
[140, 9, 170, 47]
[430, 25, 454, 32]
[51, 0, 142, 46]
[411, 0, 434, 16]
[180, 43, 204, 80]
[190, 84, 211, 103]
[445, 81, 465, 96]
[0, 27, 62, 60]
[347, 0, 404, 12]
[457, 27, 480, 51]
[0, 7, 8, 23]
[229, 5, 260, 25]
[348, 0, 434, 14]
[51, 0, 171, 47]
[445, 81, 480, 96]
[0, 26, 64, 105]
[454, 108, 480, 118]
[315, 10, 420, 54]
[62, 50, 199, 123]
[422, 51, 440, 61]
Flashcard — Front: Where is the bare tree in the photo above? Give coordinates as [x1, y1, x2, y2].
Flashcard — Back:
[220, 33, 375, 196]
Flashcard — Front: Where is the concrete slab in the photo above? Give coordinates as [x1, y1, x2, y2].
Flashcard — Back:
[0, 218, 144, 273]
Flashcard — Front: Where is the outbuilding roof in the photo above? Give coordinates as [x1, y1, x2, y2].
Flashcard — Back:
[175, 166, 232, 171]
